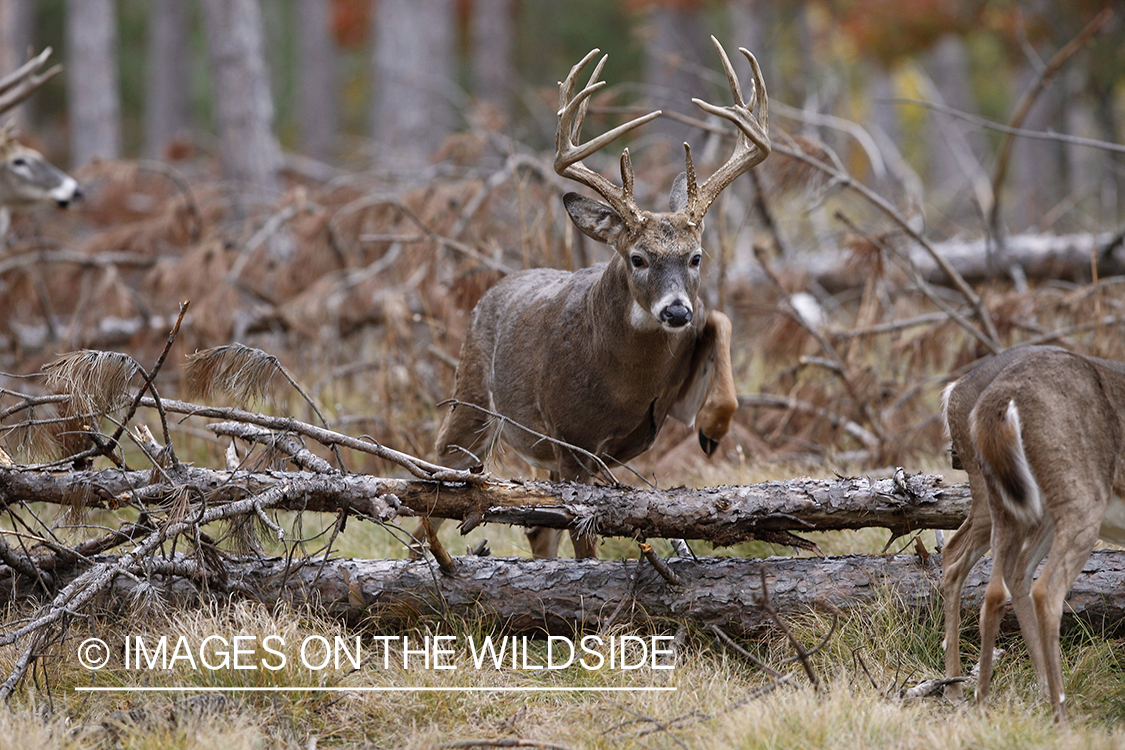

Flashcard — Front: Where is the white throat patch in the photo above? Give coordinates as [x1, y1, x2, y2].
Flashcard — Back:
[629, 300, 662, 331]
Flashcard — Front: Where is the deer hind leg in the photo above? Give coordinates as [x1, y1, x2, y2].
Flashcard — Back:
[526, 464, 600, 559]
[941, 489, 992, 699]
[1030, 514, 1102, 722]
[977, 493, 1032, 710]
[415, 376, 500, 557]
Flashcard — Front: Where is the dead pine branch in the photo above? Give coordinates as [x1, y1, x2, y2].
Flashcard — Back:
[185, 342, 347, 472]
[139, 396, 478, 483]
[0, 478, 400, 700]
[208, 422, 335, 474]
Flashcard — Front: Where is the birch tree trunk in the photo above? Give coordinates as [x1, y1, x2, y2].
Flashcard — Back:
[144, 0, 193, 159]
[65, 0, 121, 166]
[200, 0, 282, 206]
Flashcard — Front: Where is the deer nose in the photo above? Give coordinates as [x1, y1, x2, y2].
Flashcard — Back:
[659, 302, 692, 328]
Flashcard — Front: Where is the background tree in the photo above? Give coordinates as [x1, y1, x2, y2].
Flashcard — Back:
[65, 0, 121, 166]
[199, 0, 282, 206]
[144, 0, 192, 159]
[297, 0, 339, 162]
[470, 0, 516, 127]
[370, 0, 455, 172]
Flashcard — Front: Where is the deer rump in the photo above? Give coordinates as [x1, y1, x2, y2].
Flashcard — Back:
[438, 258, 717, 480]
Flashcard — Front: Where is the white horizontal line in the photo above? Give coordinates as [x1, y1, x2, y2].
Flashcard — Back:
[74, 686, 676, 693]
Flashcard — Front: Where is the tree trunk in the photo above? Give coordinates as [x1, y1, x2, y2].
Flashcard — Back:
[199, 0, 282, 206]
[11, 550, 1125, 638]
[920, 35, 980, 223]
[296, 0, 338, 162]
[470, 0, 514, 124]
[640, 4, 711, 150]
[1009, 62, 1067, 232]
[774, 229, 1125, 292]
[65, 0, 121, 166]
[144, 0, 193, 159]
[370, 0, 455, 171]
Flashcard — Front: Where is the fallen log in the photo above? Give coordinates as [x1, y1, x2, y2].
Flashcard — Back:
[0, 466, 971, 546]
[14, 550, 1125, 637]
[768, 229, 1125, 291]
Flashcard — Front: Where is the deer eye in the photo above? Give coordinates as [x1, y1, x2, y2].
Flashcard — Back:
[11, 157, 26, 168]
[690, 253, 702, 268]
[630, 255, 647, 269]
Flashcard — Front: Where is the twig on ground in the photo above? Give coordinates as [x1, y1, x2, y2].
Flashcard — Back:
[638, 542, 682, 586]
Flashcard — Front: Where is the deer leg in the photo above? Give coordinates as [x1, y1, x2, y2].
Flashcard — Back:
[525, 458, 599, 560]
[978, 506, 1025, 709]
[527, 527, 564, 559]
[415, 387, 497, 558]
[568, 529, 598, 558]
[1031, 518, 1102, 723]
[977, 568, 1010, 709]
[1003, 524, 1054, 701]
[695, 310, 737, 455]
[941, 493, 992, 699]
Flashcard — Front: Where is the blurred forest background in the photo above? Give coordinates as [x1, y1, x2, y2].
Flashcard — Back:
[2, 0, 1125, 478]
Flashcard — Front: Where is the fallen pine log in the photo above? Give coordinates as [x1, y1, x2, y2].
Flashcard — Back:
[0, 466, 970, 547]
[12, 550, 1125, 637]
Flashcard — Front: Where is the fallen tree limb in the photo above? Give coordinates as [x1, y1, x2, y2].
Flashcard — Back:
[10, 550, 1125, 637]
[0, 466, 971, 547]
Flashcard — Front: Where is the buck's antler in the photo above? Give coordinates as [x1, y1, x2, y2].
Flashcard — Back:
[555, 49, 662, 226]
[682, 36, 770, 224]
[0, 48, 62, 118]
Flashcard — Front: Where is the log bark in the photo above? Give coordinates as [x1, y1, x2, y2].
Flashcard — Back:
[0, 466, 970, 545]
[11, 550, 1125, 638]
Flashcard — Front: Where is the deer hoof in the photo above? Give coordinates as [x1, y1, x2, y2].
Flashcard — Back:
[698, 430, 720, 456]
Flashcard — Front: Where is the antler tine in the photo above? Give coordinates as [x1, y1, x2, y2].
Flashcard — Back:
[555, 49, 662, 224]
[0, 48, 61, 117]
[683, 36, 771, 223]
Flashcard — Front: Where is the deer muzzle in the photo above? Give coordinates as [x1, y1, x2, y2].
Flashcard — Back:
[659, 301, 693, 328]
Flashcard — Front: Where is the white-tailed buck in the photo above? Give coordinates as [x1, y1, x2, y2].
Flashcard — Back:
[433, 37, 768, 558]
[942, 346, 1125, 720]
[0, 48, 82, 237]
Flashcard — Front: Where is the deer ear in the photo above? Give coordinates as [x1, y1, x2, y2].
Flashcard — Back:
[669, 172, 688, 212]
[563, 192, 627, 245]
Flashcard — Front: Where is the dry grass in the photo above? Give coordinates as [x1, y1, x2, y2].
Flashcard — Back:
[1, 581, 1124, 749]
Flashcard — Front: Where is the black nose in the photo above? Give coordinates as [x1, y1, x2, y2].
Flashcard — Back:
[660, 302, 692, 327]
[56, 185, 82, 208]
